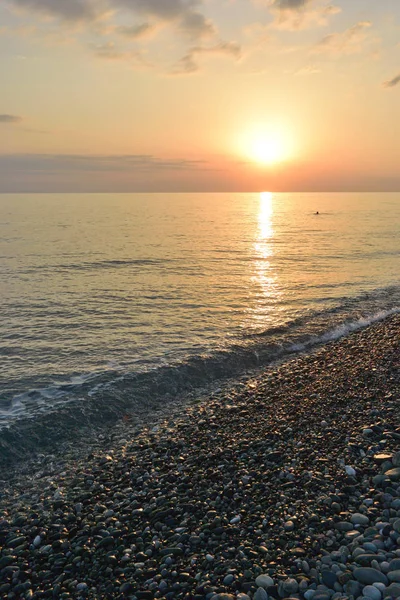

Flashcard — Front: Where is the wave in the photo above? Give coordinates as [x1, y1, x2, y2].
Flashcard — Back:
[0, 284, 399, 466]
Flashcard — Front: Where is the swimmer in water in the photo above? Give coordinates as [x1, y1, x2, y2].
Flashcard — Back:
[315, 211, 319, 215]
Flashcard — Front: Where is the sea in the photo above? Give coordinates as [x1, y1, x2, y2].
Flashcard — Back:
[1, 192, 399, 449]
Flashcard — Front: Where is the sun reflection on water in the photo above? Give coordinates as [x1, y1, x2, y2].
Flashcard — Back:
[250, 191, 280, 329]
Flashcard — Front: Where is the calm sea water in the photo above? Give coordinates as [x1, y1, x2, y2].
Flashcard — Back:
[1, 192, 399, 432]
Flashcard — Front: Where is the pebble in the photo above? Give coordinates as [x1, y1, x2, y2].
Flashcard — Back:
[351, 513, 370, 525]
[362, 585, 382, 600]
[254, 588, 269, 600]
[256, 575, 274, 589]
[354, 568, 389, 585]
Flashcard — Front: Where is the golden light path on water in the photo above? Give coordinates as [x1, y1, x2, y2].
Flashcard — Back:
[249, 191, 281, 329]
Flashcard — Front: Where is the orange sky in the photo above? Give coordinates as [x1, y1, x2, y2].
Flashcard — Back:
[1, 0, 400, 191]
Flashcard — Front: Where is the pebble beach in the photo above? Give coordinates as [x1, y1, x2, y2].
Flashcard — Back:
[0, 314, 399, 600]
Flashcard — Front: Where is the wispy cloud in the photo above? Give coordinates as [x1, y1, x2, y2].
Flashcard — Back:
[383, 73, 400, 88]
[115, 22, 156, 40]
[88, 41, 148, 67]
[312, 21, 373, 56]
[264, 0, 341, 31]
[172, 41, 241, 74]
[0, 114, 23, 124]
[10, 0, 107, 23]
[294, 64, 321, 75]
[0, 153, 208, 173]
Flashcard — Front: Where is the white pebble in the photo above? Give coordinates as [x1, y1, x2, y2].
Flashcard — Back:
[345, 465, 356, 476]
[33, 535, 41, 548]
[230, 516, 241, 524]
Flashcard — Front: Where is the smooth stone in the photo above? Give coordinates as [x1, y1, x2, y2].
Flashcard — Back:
[304, 591, 315, 600]
[386, 468, 400, 481]
[254, 589, 269, 600]
[356, 555, 386, 566]
[223, 575, 235, 586]
[345, 466, 356, 476]
[313, 593, 330, 600]
[346, 581, 362, 596]
[373, 584, 387, 593]
[393, 520, 400, 534]
[386, 583, 400, 598]
[393, 452, 400, 467]
[336, 522, 355, 532]
[362, 585, 382, 600]
[374, 454, 394, 464]
[322, 571, 338, 588]
[281, 578, 298, 594]
[33, 535, 41, 548]
[256, 575, 274, 589]
[388, 571, 400, 583]
[351, 514, 370, 526]
[390, 560, 400, 571]
[354, 568, 388, 585]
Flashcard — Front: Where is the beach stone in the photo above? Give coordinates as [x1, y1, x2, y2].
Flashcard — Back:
[354, 568, 389, 585]
[214, 595, 235, 600]
[345, 466, 356, 476]
[386, 584, 400, 598]
[389, 560, 400, 571]
[374, 454, 394, 464]
[356, 555, 386, 567]
[336, 522, 355, 532]
[256, 575, 274, 589]
[393, 453, 400, 467]
[351, 513, 370, 526]
[280, 578, 298, 595]
[393, 520, 400, 534]
[254, 588, 269, 600]
[322, 571, 338, 588]
[388, 571, 400, 583]
[346, 581, 362, 597]
[385, 468, 400, 481]
[223, 575, 235, 586]
[362, 585, 382, 600]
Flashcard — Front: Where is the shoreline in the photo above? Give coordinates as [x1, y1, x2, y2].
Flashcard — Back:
[0, 314, 399, 599]
[1, 307, 399, 475]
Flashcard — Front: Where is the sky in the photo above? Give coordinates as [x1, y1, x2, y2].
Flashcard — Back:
[1, 0, 400, 192]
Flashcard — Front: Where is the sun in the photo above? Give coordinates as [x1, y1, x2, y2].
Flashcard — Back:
[251, 135, 287, 165]
[236, 123, 294, 167]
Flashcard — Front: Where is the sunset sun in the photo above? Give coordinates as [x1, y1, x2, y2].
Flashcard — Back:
[237, 124, 294, 167]
[250, 135, 287, 165]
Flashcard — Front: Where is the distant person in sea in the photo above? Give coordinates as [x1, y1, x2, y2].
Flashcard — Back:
[315, 211, 319, 215]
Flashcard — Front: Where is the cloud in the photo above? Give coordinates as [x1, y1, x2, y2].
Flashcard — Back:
[383, 73, 400, 88]
[294, 65, 321, 75]
[0, 114, 23, 124]
[172, 41, 241, 74]
[0, 153, 207, 173]
[116, 22, 155, 39]
[313, 21, 373, 56]
[10, 0, 105, 22]
[89, 42, 150, 67]
[265, 0, 341, 31]
[115, 0, 216, 39]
